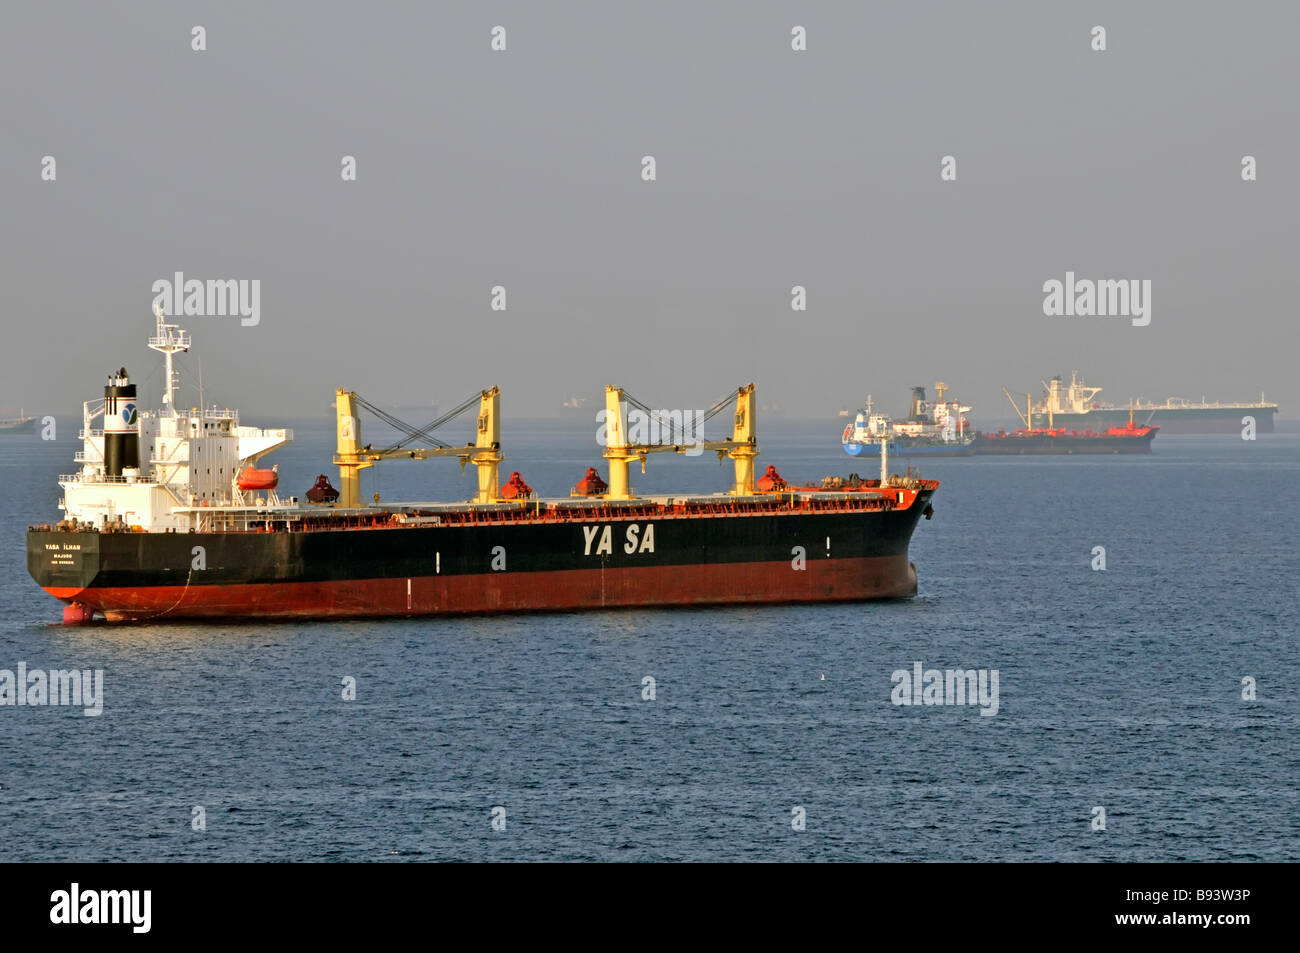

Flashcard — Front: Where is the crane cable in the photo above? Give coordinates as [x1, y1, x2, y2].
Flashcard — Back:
[350, 390, 484, 453]
[619, 386, 741, 445]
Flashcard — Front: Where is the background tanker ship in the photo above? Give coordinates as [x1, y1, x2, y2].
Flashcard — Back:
[972, 423, 1157, 454]
[841, 382, 1157, 456]
[27, 314, 937, 623]
[1028, 372, 1276, 434]
[979, 388, 1158, 453]
[0, 410, 37, 434]
[842, 384, 975, 457]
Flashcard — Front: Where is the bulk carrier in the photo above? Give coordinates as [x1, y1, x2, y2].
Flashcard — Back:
[27, 314, 938, 623]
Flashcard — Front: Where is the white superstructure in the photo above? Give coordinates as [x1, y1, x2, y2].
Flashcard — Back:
[58, 313, 292, 532]
[1037, 372, 1104, 416]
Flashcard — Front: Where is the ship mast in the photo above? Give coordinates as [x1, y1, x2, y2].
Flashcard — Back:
[147, 304, 191, 415]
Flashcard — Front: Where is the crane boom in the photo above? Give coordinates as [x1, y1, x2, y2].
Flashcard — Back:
[1001, 386, 1029, 427]
[334, 387, 502, 507]
[602, 383, 758, 500]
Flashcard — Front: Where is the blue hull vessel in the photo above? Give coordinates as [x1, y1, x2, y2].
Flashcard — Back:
[844, 439, 974, 458]
[841, 385, 975, 458]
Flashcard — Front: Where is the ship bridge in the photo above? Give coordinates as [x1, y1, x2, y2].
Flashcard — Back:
[58, 312, 293, 532]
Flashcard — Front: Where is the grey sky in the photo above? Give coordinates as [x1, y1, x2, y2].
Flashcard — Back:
[2, 1, 1295, 423]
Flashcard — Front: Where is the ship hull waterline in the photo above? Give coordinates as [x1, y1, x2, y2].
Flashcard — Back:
[844, 442, 974, 458]
[40, 556, 917, 621]
[972, 432, 1156, 454]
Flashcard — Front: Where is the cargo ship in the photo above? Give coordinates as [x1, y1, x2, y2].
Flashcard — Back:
[972, 423, 1157, 454]
[1028, 372, 1276, 434]
[975, 389, 1158, 454]
[842, 384, 975, 457]
[27, 313, 938, 623]
[0, 411, 37, 434]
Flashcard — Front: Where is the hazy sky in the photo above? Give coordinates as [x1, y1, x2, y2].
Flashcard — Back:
[2, 1, 1296, 424]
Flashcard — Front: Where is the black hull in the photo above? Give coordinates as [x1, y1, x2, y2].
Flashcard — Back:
[29, 489, 937, 620]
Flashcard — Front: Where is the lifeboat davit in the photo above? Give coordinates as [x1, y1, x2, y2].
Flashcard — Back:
[572, 467, 608, 496]
[499, 471, 533, 499]
[756, 464, 787, 492]
[237, 466, 278, 490]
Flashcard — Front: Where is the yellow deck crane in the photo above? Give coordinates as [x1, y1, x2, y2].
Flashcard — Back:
[601, 383, 759, 500]
[333, 386, 502, 508]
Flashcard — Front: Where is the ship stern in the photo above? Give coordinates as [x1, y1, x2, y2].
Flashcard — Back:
[27, 529, 101, 618]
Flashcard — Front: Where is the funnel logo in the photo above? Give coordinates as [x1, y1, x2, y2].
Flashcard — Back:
[122, 403, 137, 426]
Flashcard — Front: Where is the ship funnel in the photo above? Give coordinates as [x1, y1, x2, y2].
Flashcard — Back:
[909, 386, 927, 422]
[104, 368, 140, 478]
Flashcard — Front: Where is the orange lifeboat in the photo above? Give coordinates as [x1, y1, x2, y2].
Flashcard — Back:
[237, 466, 278, 491]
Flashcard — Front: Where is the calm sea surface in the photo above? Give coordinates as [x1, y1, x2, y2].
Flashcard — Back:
[2, 417, 1297, 860]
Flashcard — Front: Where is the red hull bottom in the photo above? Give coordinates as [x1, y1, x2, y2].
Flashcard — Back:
[48, 556, 919, 622]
